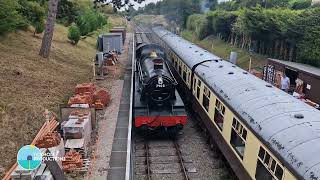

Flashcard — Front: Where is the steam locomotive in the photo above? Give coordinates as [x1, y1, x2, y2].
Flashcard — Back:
[133, 29, 187, 135]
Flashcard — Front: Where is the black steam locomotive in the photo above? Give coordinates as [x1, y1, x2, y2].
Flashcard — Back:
[133, 30, 187, 134]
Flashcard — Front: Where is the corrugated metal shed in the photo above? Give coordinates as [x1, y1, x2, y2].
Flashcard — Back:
[153, 27, 320, 180]
[98, 33, 123, 53]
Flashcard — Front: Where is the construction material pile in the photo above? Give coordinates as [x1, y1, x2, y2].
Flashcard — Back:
[104, 51, 119, 66]
[62, 150, 83, 172]
[35, 131, 61, 148]
[3, 118, 60, 180]
[68, 83, 110, 110]
[62, 109, 92, 167]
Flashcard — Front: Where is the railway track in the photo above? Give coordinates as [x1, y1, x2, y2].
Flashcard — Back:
[131, 23, 236, 180]
[134, 137, 192, 180]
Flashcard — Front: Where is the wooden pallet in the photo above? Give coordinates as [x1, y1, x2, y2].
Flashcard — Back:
[65, 159, 90, 173]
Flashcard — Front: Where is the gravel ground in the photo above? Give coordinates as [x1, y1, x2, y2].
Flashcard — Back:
[133, 117, 237, 180]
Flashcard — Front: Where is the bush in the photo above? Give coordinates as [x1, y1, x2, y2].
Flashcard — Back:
[0, 0, 28, 34]
[76, 9, 108, 36]
[34, 20, 45, 35]
[18, 0, 46, 26]
[290, 0, 312, 10]
[68, 24, 81, 45]
[186, 14, 209, 40]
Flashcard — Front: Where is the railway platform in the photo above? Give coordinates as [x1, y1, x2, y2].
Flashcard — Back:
[107, 38, 133, 180]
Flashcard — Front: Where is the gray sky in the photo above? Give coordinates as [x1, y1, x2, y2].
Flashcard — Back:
[131, 0, 161, 9]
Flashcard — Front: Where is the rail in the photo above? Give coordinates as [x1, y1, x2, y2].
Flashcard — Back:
[143, 138, 190, 180]
[174, 140, 189, 180]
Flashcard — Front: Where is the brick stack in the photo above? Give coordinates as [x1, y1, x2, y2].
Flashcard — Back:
[94, 89, 110, 110]
[68, 83, 110, 109]
[75, 83, 96, 94]
[62, 149, 83, 172]
[35, 131, 61, 148]
[68, 94, 93, 107]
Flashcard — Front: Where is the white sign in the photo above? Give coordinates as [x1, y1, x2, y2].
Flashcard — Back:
[307, 84, 311, 90]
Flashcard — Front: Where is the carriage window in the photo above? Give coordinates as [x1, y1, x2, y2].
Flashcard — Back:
[179, 63, 182, 75]
[183, 71, 187, 82]
[256, 160, 274, 180]
[193, 77, 196, 92]
[175, 59, 178, 69]
[230, 118, 247, 159]
[182, 65, 188, 83]
[256, 146, 284, 180]
[187, 72, 190, 85]
[202, 86, 210, 111]
[196, 80, 201, 99]
[214, 99, 225, 131]
[275, 165, 283, 180]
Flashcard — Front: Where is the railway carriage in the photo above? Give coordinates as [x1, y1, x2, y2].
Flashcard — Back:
[151, 26, 320, 180]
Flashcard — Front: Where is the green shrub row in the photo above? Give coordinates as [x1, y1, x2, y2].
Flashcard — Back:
[0, 0, 45, 35]
[186, 6, 320, 67]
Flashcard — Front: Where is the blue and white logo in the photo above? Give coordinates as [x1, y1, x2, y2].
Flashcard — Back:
[17, 145, 42, 170]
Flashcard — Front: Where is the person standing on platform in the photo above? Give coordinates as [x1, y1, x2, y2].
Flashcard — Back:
[281, 73, 290, 93]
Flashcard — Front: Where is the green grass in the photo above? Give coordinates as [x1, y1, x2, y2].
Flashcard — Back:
[181, 31, 268, 71]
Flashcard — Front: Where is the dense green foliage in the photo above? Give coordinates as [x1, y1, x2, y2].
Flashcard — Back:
[0, 0, 109, 45]
[216, 0, 312, 10]
[57, 0, 80, 26]
[0, 0, 46, 34]
[186, 14, 209, 39]
[185, 0, 320, 67]
[68, 24, 81, 45]
[133, 0, 201, 27]
[33, 20, 45, 35]
[0, 0, 28, 34]
[293, 8, 320, 67]
[76, 9, 108, 36]
[19, 0, 46, 35]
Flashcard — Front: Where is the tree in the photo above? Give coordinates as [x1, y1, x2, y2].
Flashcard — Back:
[39, 0, 59, 58]
[68, 24, 81, 45]
[39, 0, 144, 58]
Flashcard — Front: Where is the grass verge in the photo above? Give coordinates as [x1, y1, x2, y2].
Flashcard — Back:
[0, 20, 118, 176]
